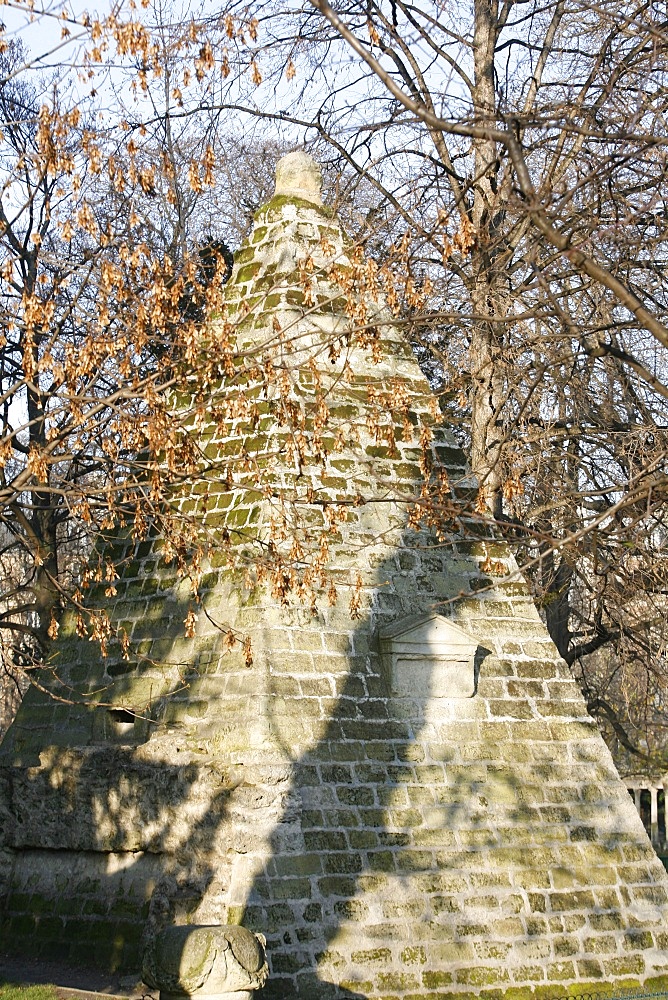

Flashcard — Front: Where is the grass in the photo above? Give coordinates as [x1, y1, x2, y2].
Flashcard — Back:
[0, 986, 60, 1000]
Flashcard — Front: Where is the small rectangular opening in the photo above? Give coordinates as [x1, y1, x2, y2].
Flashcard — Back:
[107, 708, 135, 735]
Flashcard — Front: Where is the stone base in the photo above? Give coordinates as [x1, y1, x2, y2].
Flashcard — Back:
[143, 925, 268, 1000]
[161, 993, 253, 1000]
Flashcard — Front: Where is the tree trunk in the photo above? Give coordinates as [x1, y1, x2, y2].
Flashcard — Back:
[468, 0, 506, 516]
[469, 275, 506, 517]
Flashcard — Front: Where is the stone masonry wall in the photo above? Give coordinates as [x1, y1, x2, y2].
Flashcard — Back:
[2, 154, 668, 996]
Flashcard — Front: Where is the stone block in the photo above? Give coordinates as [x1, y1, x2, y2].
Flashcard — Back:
[546, 961, 576, 981]
[623, 930, 655, 950]
[549, 889, 596, 911]
[456, 967, 510, 986]
[375, 971, 421, 992]
[474, 941, 512, 960]
[329, 741, 365, 762]
[269, 878, 312, 900]
[631, 883, 668, 905]
[395, 850, 435, 872]
[576, 959, 604, 978]
[324, 853, 362, 874]
[348, 830, 378, 849]
[562, 913, 588, 931]
[336, 787, 374, 806]
[271, 952, 304, 974]
[363, 741, 397, 761]
[431, 896, 463, 920]
[605, 955, 646, 976]
[422, 970, 455, 988]
[317, 876, 357, 897]
[381, 898, 426, 919]
[273, 854, 322, 877]
[514, 965, 546, 983]
[333, 899, 368, 920]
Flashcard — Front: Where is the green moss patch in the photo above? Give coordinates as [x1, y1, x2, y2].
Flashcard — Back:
[254, 194, 334, 221]
[474, 977, 668, 1000]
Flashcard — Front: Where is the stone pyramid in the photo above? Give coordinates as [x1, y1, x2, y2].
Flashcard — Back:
[2, 153, 668, 999]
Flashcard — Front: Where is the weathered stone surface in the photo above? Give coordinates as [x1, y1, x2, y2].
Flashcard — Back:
[143, 924, 268, 1000]
[274, 151, 323, 205]
[2, 154, 668, 996]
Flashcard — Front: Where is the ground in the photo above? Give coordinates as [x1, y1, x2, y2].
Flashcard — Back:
[0, 957, 148, 1000]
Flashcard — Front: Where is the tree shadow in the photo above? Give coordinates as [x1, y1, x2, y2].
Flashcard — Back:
[234, 526, 518, 998]
[0, 526, 254, 971]
[230, 522, 668, 999]
[2, 504, 667, 991]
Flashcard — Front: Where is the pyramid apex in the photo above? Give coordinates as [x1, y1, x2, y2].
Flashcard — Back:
[274, 151, 322, 205]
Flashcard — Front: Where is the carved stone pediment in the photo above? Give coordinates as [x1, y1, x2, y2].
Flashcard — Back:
[379, 613, 479, 699]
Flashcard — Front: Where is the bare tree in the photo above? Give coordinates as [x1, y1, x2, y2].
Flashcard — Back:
[1, 0, 667, 761]
[0, 25, 236, 716]
[160, 0, 668, 756]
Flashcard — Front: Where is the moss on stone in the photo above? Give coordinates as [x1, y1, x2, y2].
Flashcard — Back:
[401, 946, 427, 966]
[254, 194, 334, 222]
[234, 245, 256, 265]
[234, 262, 262, 284]
[249, 273, 282, 294]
